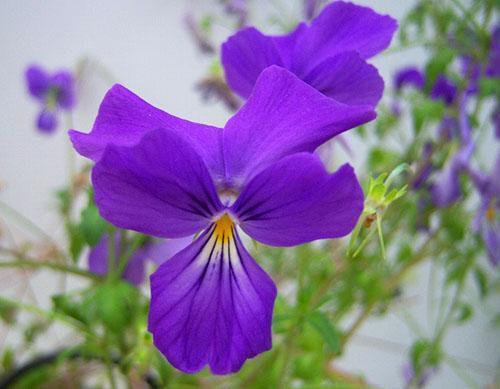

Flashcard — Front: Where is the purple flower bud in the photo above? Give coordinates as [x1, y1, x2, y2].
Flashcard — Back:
[36, 110, 57, 133]
[394, 66, 425, 91]
[430, 74, 457, 105]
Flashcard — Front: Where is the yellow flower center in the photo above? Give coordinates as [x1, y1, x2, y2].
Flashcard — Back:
[213, 214, 235, 244]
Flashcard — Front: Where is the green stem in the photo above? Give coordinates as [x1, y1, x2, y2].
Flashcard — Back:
[0, 259, 100, 280]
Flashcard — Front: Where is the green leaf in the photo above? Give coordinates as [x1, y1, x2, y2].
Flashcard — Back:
[367, 148, 400, 174]
[306, 311, 341, 354]
[52, 294, 89, 325]
[91, 281, 140, 333]
[67, 222, 85, 262]
[1, 347, 14, 371]
[80, 202, 107, 247]
[473, 268, 488, 299]
[424, 48, 455, 89]
[455, 303, 473, 324]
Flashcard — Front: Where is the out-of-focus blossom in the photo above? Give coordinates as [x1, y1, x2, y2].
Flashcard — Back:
[487, 25, 500, 78]
[402, 363, 437, 388]
[303, 0, 323, 20]
[469, 154, 500, 267]
[460, 56, 481, 94]
[25, 64, 76, 133]
[394, 66, 425, 91]
[492, 104, 500, 139]
[184, 14, 215, 54]
[430, 74, 457, 105]
[411, 142, 433, 190]
[197, 75, 241, 111]
[431, 98, 473, 207]
[70, 66, 374, 374]
[222, 1, 397, 108]
[88, 233, 191, 285]
[223, 0, 248, 27]
[437, 115, 458, 141]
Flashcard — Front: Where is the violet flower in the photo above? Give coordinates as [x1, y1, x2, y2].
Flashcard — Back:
[222, 1, 397, 107]
[223, 0, 248, 27]
[430, 74, 457, 106]
[88, 233, 191, 285]
[402, 363, 436, 388]
[469, 155, 500, 267]
[25, 64, 76, 133]
[69, 66, 375, 374]
[303, 0, 322, 20]
[486, 25, 500, 78]
[492, 104, 500, 140]
[394, 67, 425, 91]
[431, 98, 473, 207]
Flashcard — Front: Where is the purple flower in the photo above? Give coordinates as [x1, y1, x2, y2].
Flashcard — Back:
[223, 0, 248, 27]
[431, 98, 473, 207]
[460, 56, 481, 94]
[184, 14, 215, 54]
[430, 74, 457, 106]
[486, 25, 500, 78]
[402, 363, 436, 388]
[88, 234, 192, 285]
[25, 64, 76, 133]
[492, 104, 500, 140]
[303, 0, 322, 20]
[69, 66, 375, 374]
[222, 1, 397, 107]
[469, 155, 500, 267]
[411, 142, 433, 190]
[394, 66, 425, 91]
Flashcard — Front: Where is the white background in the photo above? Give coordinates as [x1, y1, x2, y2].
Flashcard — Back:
[0, 1, 499, 388]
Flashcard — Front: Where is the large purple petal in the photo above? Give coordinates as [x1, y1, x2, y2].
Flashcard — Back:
[221, 27, 284, 99]
[302, 51, 384, 106]
[147, 237, 193, 265]
[148, 220, 276, 374]
[92, 128, 223, 238]
[222, 66, 375, 187]
[231, 153, 364, 246]
[291, 1, 397, 76]
[25, 65, 50, 100]
[69, 84, 224, 181]
[88, 233, 146, 286]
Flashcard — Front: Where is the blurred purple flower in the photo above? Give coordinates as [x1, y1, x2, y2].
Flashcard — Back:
[223, 0, 248, 27]
[430, 74, 457, 105]
[431, 98, 473, 207]
[394, 66, 425, 91]
[70, 66, 374, 374]
[412, 142, 433, 190]
[493, 105, 500, 139]
[25, 64, 76, 133]
[469, 154, 500, 267]
[303, 0, 323, 20]
[402, 363, 436, 388]
[460, 56, 481, 94]
[486, 25, 500, 78]
[437, 115, 458, 141]
[88, 233, 191, 285]
[184, 14, 215, 54]
[222, 1, 397, 108]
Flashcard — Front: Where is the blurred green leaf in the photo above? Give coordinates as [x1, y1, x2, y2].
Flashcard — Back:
[473, 267, 488, 299]
[80, 202, 107, 247]
[307, 311, 341, 354]
[455, 303, 473, 324]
